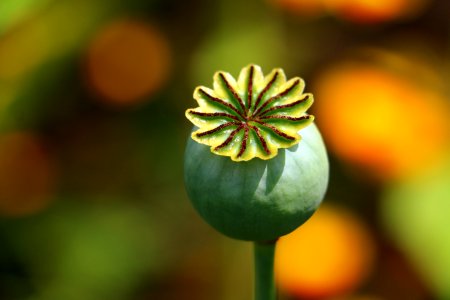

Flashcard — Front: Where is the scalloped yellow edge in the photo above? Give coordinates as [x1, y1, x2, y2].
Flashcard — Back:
[185, 64, 314, 161]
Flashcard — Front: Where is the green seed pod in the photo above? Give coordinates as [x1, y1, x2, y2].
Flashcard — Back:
[184, 65, 329, 241]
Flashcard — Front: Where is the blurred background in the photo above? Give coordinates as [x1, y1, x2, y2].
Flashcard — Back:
[0, 0, 449, 299]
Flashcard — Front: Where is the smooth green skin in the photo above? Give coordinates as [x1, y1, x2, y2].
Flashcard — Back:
[184, 123, 329, 241]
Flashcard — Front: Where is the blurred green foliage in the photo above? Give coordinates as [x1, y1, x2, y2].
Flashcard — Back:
[382, 159, 450, 299]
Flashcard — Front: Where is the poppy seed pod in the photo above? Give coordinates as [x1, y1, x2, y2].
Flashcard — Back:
[184, 65, 329, 241]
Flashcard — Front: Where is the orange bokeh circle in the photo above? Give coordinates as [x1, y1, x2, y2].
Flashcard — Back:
[323, 0, 428, 23]
[85, 19, 171, 106]
[275, 205, 375, 299]
[269, 0, 428, 23]
[0, 132, 56, 216]
[313, 59, 449, 181]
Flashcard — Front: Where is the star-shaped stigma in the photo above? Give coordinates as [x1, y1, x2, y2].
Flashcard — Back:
[185, 64, 315, 161]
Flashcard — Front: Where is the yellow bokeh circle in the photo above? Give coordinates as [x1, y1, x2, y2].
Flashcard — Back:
[268, 0, 429, 23]
[314, 57, 450, 181]
[324, 0, 428, 23]
[275, 204, 375, 298]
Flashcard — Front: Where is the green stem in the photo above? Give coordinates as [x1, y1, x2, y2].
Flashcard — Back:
[254, 240, 277, 300]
